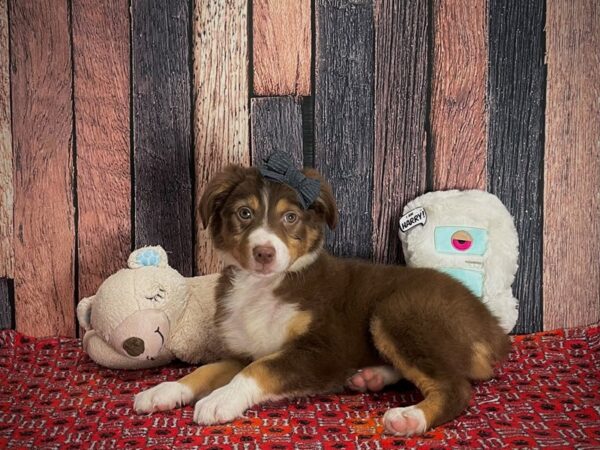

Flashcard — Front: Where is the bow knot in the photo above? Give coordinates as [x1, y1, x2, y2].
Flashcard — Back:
[259, 152, 320, 209]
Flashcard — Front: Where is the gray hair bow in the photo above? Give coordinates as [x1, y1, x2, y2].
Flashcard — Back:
[259, 152, 320, 209]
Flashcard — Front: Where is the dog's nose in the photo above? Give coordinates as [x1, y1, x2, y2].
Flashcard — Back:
[253, 245, 275, 265]
[123, 337, 145, 357]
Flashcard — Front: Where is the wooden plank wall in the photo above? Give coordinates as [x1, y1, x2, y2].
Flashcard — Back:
[73, 0, 131, 299]
[430, 0, 487, 191]
[0, 0, 12, 328]
[0, 0, 598, 336]
[10, 0, 76, 337]
[194, 0, 250, 275]
[252, 0, 311, 96]
[372, 0, 428, 264]
[488, 0, 545, 333]
[544, 0, 600, 330]
[314, 0, 374, 260]
[132, 0, 193, 277]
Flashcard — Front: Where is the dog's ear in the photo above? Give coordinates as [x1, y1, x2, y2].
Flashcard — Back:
[199, 165, 249, 228]
[303, 168, 338, 229]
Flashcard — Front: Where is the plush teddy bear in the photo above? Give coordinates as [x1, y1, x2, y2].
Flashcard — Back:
[398, 190, 519, 333]
[76, 246, 227, 369]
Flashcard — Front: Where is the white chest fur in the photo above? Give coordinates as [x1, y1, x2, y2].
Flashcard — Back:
[219, 272, 299, 360]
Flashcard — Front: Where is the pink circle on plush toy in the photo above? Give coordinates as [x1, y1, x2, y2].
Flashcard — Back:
[109, 309, 170, 361]
[451, 230, 473, 251]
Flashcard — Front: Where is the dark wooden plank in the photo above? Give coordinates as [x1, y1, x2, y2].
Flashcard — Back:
[10, 0, 76, 336]
[250, 97, 303, 167]
[544, 0, 599, 330]
[73, 0, 131, 299]
[488, 0, 545, 333]
[431, 0, 487, 190]
[252, 0, 311, 96]
[0, 279, 11, 329]
[194, 0, 250, 275]
[132, 0, 193, 276]
[0, 0, 12, 279]
[314, 0, 374, 259]
[372, 0, 428, 264]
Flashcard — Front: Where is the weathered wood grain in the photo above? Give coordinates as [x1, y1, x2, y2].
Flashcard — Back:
[132, 0, 193, 276]
[252, 0, 311, 96]
[0, 279, 11, 329]
[372, 0, 429, 264]
[430, 0, 487, 191]
[488, 0, 545, 333]
[314, 0, 374, 259]
[10, 0, 75, 337]
[194, 0, 250, 275]
[73, 0, 131, 299]
[0, 0, 12, 279]
[251, 97, 303, 167]
[544, 0, 599, 330]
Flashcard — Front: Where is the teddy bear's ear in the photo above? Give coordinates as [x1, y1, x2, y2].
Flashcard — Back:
[77, 295, 95, 330]
[127, 246, 169, 269]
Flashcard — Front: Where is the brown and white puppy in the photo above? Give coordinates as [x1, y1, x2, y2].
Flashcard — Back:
[134, 165, 510, 436]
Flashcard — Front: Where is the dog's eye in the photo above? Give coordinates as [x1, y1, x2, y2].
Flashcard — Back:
[283, 212, 298, 224]
[238, 207, 253, 221]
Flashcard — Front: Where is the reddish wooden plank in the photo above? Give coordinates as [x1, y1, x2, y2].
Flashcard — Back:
[252, 0, 311, 96]
[544, 0, 600, 329]
[194, 0, 250, 275]
[0, 0, 12, 278]
[73, 0, 130, 299]
[372, 0, 429, 264]
[430, 0, 487, 190]
[10, 0, 75, 336]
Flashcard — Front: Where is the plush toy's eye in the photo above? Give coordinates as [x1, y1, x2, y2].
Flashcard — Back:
[451, 230, 473, 251]
[238, 207, 253, 221]
[145, 287, 166, 302]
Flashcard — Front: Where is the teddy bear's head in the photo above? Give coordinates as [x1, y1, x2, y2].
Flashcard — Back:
[77, 246, 188, 363]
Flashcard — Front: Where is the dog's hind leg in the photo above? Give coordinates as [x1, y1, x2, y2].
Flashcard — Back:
[370, 316, 472, 436]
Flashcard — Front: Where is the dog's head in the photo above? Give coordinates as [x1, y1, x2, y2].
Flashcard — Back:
[200, 165, 337, 276]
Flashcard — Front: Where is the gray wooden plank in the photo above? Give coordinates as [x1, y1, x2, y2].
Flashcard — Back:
[488, 0, 545, 333]
[314, 0, 374, 259]
[132, 0, 193, 276]
[0, 279, 11, 329]
[251, 97, 304, 168]
[372, 0, 429, 264]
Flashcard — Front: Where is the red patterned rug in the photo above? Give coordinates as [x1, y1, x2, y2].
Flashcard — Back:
[1, 325, 599, 449]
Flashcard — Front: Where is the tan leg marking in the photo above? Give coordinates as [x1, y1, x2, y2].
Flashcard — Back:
[179, 359, 245, 400]
[242, 352, 283, 395]
[470, 342, 494, 380]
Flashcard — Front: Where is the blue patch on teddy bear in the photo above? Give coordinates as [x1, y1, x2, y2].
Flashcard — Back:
[136, 249, 161, 267]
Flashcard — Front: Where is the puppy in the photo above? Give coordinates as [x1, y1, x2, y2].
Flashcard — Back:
[134, 163, 510, 436]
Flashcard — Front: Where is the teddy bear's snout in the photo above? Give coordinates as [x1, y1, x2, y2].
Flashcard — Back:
[122, 337, 145, 357]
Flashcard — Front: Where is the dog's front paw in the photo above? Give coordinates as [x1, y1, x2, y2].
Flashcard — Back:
[134, 381, 193, 414]
[193, 384, 249, 425]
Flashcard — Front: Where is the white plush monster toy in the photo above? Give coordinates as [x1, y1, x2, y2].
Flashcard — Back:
[399, 190, 519, 333]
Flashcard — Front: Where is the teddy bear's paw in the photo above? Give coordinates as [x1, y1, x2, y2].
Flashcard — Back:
[383, 405, 427, 436]
[134, 381, 193, 414]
